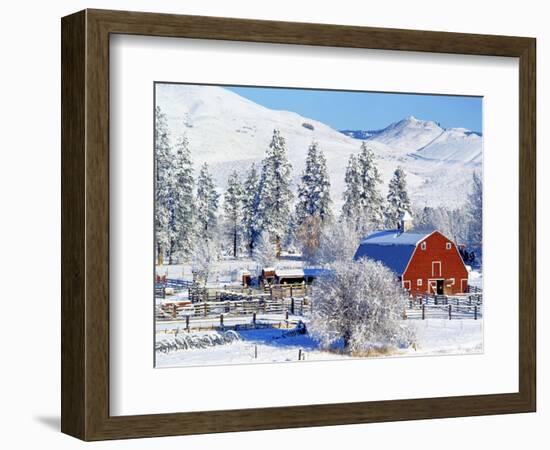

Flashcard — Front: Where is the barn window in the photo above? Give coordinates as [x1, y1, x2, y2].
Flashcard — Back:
[446, 242, 452, 250]
[417, 279, 422, 286]
[403, 280, 411, 290]
[421, 242, 426, 250]
[448, 278, 455, 285]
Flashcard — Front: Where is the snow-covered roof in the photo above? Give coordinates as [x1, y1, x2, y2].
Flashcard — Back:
[354, 230, 431, 274]
[360, 230, 429, 246]
[275, 268, 304, 278]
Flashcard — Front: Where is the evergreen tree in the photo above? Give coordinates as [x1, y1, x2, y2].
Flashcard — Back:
[256, 129, 294, 254]
[466, 171, 483, 248]
[295, 141, 332, 225]
[357, 142, 385, 230]
[154, 106, 173, 265]
[385, 166, 412, 229]
[168, 136, 196, 262]
[252, 231, 277, 272]
[242, 163, 261, 255]
[223, 170, 244, 257]
[196, 163, 219, 241]
[341, 154, 362, 222]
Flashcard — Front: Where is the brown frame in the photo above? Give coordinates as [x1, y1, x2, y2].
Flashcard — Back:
[61, 9, 536, 441]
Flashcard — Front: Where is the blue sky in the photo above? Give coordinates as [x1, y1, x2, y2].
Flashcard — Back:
[226, 85, 482, 133]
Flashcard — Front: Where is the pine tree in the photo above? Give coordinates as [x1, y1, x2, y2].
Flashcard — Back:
[295, 141, 332, 225]
[341, 154, 362, 222]
[252, 231, 277, 272]
[168, 136, 196, 262]
[466, 171, 483, 248]
[196, 163, 219, 241]
[357, 142, 385, 231]
[256, 129, 294, 254]
[154, 106, 173, 265]
[385, 166, 412, 229]
[242, 163, 261, 255]
[223, 170, 244, 258]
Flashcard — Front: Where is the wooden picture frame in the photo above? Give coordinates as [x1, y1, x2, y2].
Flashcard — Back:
[61, 9, 536, 441]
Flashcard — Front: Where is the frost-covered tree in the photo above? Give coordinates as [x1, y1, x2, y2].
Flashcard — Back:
[223, 170, 244, 258]
[412, 205, 469, 246]
[282, 210, 298, 254]
[385, 166, 412, 229]
[309, 259, 414, 352]
[168, 136, 195, 262]
[191, 238, 219, 286]
[154, 106, 173, 264]
[466, 171, 483, 248]
[296, 214, 323, 261]
[341, 154, 362, 223]
[252, 231, 277, 271]
[295, 141, 332, 225]
[256, 129, 294, 255]
[357, 142, 385, 231]
[195, 163, 219, 241]
[242, 163, 261, 255]
[313, 219, 362, 266]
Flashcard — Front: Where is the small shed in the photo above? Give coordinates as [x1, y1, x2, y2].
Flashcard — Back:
[275, 268, 305, 285]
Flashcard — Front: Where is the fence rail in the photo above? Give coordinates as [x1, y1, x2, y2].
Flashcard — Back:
[156, 297, 311, 322]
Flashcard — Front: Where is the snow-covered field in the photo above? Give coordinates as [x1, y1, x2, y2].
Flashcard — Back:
[155, 318, 483, 368]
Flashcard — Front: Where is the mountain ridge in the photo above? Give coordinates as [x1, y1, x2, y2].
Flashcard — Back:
[156, 84, 482, 209]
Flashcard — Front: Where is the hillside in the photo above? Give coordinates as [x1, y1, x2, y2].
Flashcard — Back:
[156, 84, 482, 209]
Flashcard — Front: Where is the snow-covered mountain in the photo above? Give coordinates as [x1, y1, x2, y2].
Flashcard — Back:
[156, 84, 482, 209]
[365, 116, 445, 152]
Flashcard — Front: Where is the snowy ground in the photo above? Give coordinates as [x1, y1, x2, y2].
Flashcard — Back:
[155, 318, 483, 368]
[157, 256, 305, 285]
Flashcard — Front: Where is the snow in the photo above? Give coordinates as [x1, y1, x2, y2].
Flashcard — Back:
[404, 319, 483, 355]
[155, 319, 483, 368]
[360, 230, 429, 246]
[156, 85, 482, 209]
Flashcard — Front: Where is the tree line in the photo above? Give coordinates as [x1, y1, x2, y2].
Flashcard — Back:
[155, 106, 482, 267]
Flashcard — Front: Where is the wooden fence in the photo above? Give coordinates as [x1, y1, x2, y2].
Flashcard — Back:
[156, 297, 311, 322]
[404, 293, 482, 320]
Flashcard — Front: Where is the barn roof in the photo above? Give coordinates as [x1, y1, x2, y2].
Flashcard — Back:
[354, 230, 432, 274]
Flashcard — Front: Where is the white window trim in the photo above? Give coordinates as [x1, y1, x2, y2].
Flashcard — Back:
[447, 278, 455, 286]
[421, 241, 427, 250]
[446, 242, 452, 250]
[432, 261, 442, 277]
[403, 280, 411, 290]
[417, 279, 423, 286]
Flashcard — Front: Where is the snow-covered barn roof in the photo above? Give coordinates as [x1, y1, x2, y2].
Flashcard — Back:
[354, 230, 431, 274]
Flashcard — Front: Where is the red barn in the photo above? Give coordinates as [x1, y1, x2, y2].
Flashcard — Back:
[354, 217, 469, 296]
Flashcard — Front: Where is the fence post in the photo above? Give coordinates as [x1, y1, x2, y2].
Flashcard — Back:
[285, 310, 289, 321]
[172, 304, 177, 319]
[422, 303, 425, 320]
[252, 312, 256, 326]
[254, 345, 258, 359]
[298, 349, 302, 361]
[474, 305, 478, 320]
[220, 314, 224, 328]
[448, 304, 452, 320]
[186, 315, 190, 332]
[291, 297, 295, 315]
